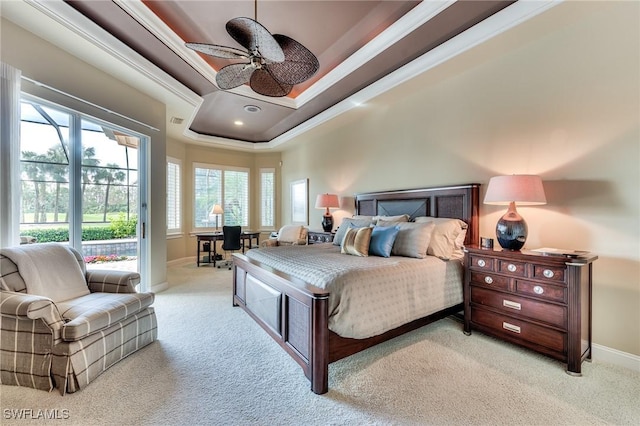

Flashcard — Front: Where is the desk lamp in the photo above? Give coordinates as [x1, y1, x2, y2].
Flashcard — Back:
[209, 204, 224, 231]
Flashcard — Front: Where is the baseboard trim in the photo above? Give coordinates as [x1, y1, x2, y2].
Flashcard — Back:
[592, 343, 640, 372]
[167, 257, 195, 267]
[151, 281, 169, 293]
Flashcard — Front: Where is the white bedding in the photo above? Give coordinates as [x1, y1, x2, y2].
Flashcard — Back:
[244, 244, 463, 339]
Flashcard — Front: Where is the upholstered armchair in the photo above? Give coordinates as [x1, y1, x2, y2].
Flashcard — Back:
[261, 225, 308, 247]
[0, 243, 157, 395]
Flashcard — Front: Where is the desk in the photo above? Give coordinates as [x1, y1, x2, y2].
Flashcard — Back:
[196, 231, 260, 267]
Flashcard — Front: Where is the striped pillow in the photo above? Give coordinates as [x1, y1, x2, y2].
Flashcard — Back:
[378, 220, 436, 259]
[333, 218, 375, 246]
[341, 226, 373, 257]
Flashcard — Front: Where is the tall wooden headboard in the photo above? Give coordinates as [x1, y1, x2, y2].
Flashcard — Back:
[354, 183, 480, 246]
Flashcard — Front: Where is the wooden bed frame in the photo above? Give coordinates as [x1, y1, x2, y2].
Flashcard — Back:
[232, 184, 480, 394]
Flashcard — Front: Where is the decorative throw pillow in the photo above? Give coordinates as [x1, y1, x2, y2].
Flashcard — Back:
[369, 225, 400, 258]
[351, 215, 375, 221]
[375, 214, 410, 223]
[377, 220, 435, 259]
[333, 218, 375, 246]
[414, 217, 468, 260]
[277, 225, 304, 243]
[1, 243, 89, 303]
[341, 226, 373, 257]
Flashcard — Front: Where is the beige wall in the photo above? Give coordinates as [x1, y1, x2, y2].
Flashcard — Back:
[1, 19, 168, 289]
[165, 140, 281, 263]
[4, 1, 636, 358]
[280, 1, 640, 356]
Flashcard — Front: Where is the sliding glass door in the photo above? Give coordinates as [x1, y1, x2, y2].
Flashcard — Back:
[19, 96, 148, 286]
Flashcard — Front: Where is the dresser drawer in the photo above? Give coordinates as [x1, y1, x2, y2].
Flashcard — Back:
[469, 254, 494, 271]
[497, 260, 526, 277]
[471, 309, 566, 353]
[533, 265, 565, 283]
[308, 232, 334, 244]
[516, 280, 566, 303]
[470, 271, 509, 291]
[471, 286, 567, 328]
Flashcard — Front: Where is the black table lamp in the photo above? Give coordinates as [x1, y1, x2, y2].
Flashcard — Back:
[315, 193, 339, 232]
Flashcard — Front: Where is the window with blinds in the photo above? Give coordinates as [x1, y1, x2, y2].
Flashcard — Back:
[260, 168, 275, 229]
[193, 163, 249, 229]
[166, 157, 181, 233]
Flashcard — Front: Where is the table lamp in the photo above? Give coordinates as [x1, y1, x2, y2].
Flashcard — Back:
[484, 175, 546, 250]
[315, 193, 340, 232]
[209, 204, 224, 231]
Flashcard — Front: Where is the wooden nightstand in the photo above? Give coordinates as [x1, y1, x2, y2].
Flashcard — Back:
[307, 230, 334, 244]
[463, 245, 597, 375]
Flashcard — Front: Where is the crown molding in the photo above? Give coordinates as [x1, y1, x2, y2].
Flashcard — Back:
[22, 0, 201, 110]
[114, 0, 455, 111]
[11, 0, 563, 151]
[295, 0, 455, 106]
[114, 0, 298, 109]
[263, 0, 563, 150]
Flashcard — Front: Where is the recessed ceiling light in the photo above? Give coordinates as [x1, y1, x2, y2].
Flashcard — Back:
[243, 105, 261, 113]
[234, 120, 244, 126]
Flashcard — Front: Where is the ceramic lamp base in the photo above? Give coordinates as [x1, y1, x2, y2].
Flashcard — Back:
[321, 215, 333, 232]
[496, 201, 528, 250]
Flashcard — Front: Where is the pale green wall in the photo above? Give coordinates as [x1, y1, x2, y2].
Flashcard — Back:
[1, 19, 168, 290]
[280, 1, 640, 356]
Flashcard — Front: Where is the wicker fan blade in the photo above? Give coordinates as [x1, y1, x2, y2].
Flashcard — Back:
[216, 63, 255, 90]
[226, 17, 285, 63]
[266, 34, 319, 85]
[185, 43, 249, 60]
[250, 68, 293, 97]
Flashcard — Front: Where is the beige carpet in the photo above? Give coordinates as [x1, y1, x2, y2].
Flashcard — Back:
[2, 262, 639, 425]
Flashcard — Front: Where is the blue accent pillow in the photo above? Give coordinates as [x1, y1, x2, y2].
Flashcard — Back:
[369, 225, 400, 257]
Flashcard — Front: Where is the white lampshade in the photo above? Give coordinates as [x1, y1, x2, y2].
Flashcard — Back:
[484, 175, 546, 206]
[315, 193, 340, 209]
[210, 204, 224, 215]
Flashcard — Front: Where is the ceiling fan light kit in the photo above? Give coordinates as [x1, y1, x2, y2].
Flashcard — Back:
[185, 2, 319, 98]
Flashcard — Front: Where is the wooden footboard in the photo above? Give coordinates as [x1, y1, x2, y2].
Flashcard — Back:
[233, 253, 331, 394]
[233, 184, 479, 394]
[233, 253, 463, 394]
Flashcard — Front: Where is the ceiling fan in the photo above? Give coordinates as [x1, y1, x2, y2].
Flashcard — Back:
[185, 1, 319, 97]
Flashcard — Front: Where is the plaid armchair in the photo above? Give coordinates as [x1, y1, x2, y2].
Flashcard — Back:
[261, 225, 308, 247]
[0, 243, 157, 395]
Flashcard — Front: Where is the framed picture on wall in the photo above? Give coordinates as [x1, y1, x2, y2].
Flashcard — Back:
[290, 178, 308, 225]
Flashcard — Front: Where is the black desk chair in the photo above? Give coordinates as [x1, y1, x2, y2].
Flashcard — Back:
[217, 225, 242, 269]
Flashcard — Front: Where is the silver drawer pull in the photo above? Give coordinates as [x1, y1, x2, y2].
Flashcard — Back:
[503, 299, 522, 310]
[503, 322, 521, 334]
[484, 276, 493, 284]
[507, 264, 517, 272]
[477, 259, 486, 267]
[543, 269, 555, 278]
[533, 285, 544, 295]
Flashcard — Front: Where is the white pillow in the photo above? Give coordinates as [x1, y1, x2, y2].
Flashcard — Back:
[1, 243, 89, 303]
[278, 225, 304, 243]
[414, 217, 468, 260]
[375, 214, 410, 223]
[377, 220, 435, 259]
